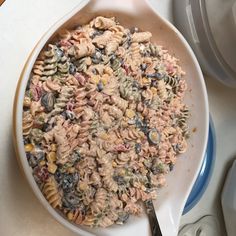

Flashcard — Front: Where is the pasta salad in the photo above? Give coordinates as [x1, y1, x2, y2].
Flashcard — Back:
[22, 16, 189, 227]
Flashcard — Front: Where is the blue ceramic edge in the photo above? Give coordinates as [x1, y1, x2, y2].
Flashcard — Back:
[182, 115, 216, 214]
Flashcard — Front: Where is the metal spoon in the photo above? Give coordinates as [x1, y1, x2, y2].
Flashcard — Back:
[145, 200, 163, 236]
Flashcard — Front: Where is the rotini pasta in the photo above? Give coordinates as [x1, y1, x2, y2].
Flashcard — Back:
[93, 16, 116, 29]
[132, 32, 152, 43]
[43, 176, 62, 208]
[23, 16, 189, 228]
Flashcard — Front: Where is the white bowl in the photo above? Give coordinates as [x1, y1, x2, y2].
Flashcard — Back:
[13, 0, 209, 235]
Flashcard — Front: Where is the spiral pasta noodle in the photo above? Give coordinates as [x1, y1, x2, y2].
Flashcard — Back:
[22, 111, 34, 136]
[43, 176, 62, 208]
[132, 32, 152, 43]
[93, 16, 116, 30]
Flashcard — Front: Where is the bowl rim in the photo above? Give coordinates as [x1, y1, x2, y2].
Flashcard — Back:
[13, 1, 209, 235]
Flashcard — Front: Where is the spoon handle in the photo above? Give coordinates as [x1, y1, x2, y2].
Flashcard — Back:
[145, 200, 163, 236]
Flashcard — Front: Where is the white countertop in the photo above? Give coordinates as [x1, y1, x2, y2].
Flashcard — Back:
[0, 0, 233, 235]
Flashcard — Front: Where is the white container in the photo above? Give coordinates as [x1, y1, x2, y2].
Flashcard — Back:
[221, 160, 236, 236]
[13, 0, 209, 235]
[174, 0, 236, 87]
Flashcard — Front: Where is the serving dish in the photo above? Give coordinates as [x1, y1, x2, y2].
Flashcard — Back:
[13, 0, 209, 235]
[183, 116, 215, 214]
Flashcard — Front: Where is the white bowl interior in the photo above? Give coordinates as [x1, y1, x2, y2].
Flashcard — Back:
[13, 0, 209, 236]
